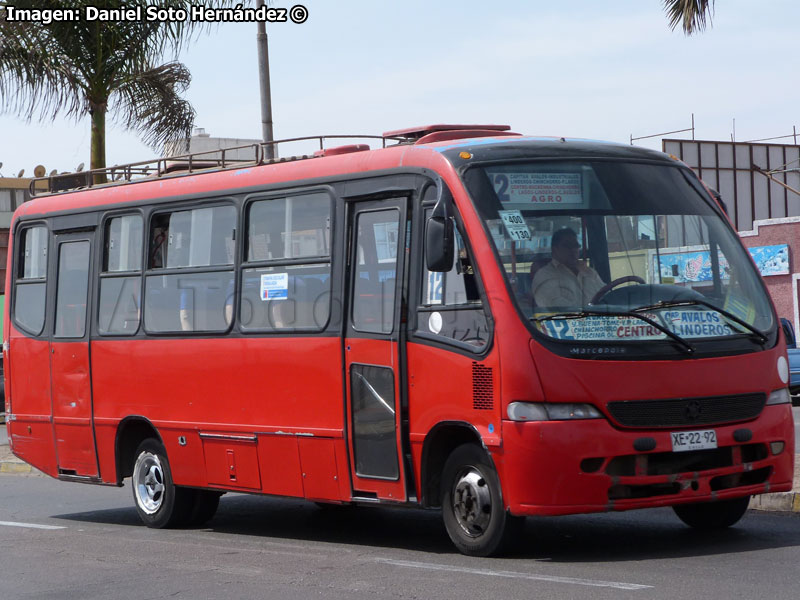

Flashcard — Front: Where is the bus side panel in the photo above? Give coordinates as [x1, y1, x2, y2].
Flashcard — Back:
[93, 420, 124, 483]
[406, 341, 502, 501]
[297, 437, 343, 501]
[257, 435, 304, 497]
[90, 336, 344, 497]
[7, 330, 58, 477]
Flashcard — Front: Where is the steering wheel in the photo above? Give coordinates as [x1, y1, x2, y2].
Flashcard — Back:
[590, 275, 646, 304]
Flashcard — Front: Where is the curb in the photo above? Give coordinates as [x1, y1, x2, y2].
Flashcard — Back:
[0, 460, 35, 475]
[750, 492, 800, 513]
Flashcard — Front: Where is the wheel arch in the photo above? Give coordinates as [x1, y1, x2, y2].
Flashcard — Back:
[420, 421, 492, 508]
[115, 416, 163, 485]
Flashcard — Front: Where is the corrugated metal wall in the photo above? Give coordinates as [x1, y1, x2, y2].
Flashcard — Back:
[662, 139, 800, 232]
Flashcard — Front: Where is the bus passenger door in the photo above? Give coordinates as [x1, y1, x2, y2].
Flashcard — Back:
[344, 198, 408, 501]
[50, 231, 98, 478]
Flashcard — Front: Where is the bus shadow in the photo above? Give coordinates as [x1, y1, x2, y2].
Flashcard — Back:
[53, 494, 800, 561]
[516, 509, 800, 562]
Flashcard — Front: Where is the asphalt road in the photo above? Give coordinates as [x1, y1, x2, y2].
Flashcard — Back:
[1, 474, 800, 600]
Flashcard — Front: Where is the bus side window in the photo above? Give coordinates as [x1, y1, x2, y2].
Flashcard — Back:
[99, 214, 143, 335]
[13, 225, 48, 335]
[144, 205, 236, 333]
[240, 192, 332, 332]
[418, 211, 489, 349]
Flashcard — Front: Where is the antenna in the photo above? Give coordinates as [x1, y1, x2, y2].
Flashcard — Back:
[17, 169, 24, 177]
[0, 161, 4, 176]
[49, 169, 57, 176]
[76, 162, 85, 172]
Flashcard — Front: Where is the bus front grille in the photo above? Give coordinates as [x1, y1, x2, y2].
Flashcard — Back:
[604, 443, 768, 477]
[606, 393, 766, 428]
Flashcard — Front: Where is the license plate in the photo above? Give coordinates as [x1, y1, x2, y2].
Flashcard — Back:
[671, 429, 717, 452]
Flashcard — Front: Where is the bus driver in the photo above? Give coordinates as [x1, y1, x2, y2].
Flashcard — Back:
[531, 227, 604, 307]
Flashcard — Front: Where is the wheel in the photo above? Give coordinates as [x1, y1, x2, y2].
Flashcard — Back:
[131, 438, 192, 528]
[673, 496, 750, 529]
[441, 444, 521, 556]
[187, 490, 222, 526]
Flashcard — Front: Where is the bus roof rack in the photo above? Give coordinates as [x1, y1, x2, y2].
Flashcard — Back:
[28, 125, 516, 197]
[29, 133, 407, 197]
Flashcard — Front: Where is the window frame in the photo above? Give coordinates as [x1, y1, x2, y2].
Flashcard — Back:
[410, 185, 494, 356]
[350, 205, 402, 336]
[12, 222, 50, 337]
[53, 238, 92, 340]
[97, 211, 145, 337]
[143, 199, 238, 336]
[240, 189, 335, 334]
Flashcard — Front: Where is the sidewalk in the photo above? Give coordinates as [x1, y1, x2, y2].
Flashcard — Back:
[0, 425, 41, 475]
[0, 423, 37, 475]
[0, 426, 798, 510]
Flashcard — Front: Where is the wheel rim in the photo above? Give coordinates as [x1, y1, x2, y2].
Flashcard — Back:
[133, 451, 166, 515]
[451, 467, 492, 537]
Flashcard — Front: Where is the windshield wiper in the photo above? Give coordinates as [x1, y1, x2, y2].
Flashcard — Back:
[533, 310, 696, 355]
[631, 299, 768, 345]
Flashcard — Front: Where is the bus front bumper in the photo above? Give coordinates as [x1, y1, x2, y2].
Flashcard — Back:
[500, 404, 795, 516]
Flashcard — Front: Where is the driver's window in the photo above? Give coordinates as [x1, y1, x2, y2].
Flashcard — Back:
[417, 209, 489, 349]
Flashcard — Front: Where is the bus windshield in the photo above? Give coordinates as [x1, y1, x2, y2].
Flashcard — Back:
[463, 160, 775, 346]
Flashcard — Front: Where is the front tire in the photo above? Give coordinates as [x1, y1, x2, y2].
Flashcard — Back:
[441, 444, 521, 556]
[673, 496, 750, 529]
[131, 439, 192, 528]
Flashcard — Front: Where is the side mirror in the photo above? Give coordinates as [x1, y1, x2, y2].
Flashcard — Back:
[425, 186, 454, 272]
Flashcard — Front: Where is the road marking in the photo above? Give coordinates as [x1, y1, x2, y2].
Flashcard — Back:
[0, 520, 66, 530]
[374, 558, 653, 590]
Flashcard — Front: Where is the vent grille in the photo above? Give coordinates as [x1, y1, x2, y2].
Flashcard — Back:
[472, 363, 494, 410]
[606, 393, 766, 428]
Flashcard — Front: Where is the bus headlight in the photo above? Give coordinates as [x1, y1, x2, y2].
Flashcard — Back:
[507, 402, 602, 422]
[766, 388, 791, 405]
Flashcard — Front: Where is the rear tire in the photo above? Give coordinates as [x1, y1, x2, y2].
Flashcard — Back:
[131, 439, 192, 528]
[441, 444, 522, 556]
[673, 496, 750, 529]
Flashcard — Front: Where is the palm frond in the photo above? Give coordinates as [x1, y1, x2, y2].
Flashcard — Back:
[663, 0, 715, 35]
[0, 0, 239, 167]
[0, 18, 86, 121]
[111, 61, 195, 151]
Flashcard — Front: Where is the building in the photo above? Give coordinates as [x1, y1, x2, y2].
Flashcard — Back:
[663, 138, 800, 333]
[164, 127, 263, 162]
[0, 174, 41, 287]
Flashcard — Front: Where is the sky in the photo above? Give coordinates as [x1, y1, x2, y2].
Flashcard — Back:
[1, 0, 798, 176]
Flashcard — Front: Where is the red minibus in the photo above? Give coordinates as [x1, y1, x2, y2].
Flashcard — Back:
[3, 125, 795, 555]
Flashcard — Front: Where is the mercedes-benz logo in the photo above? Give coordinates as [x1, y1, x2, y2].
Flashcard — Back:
[685, 400, 703, 421]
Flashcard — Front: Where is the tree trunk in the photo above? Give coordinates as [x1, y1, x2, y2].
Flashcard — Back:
[90, 107, 107, 184]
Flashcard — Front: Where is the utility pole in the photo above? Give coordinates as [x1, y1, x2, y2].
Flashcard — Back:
[256, 0, 275, 160]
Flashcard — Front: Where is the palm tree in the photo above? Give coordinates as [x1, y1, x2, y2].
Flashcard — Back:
[0, 0, 234, 181]
[663, 0, 715, 35]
